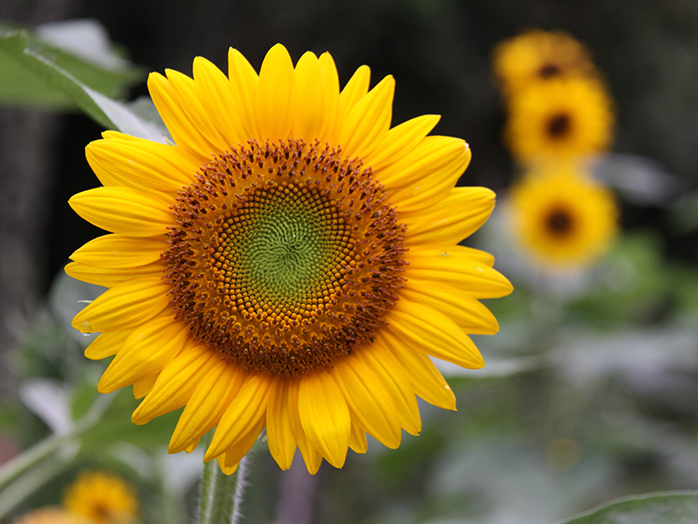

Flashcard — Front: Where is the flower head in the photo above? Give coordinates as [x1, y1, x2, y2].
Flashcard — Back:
[507, 167, 619, 268]
[492, 29, 596, 95]
[68, 44, 512, 474]
[504, 76, 614, 166]
[63, 471, 139, 524]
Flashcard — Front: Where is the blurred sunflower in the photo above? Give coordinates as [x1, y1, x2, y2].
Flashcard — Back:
[504, 76, 614, 165]
[67, 44, 512, 475]
[13, 508, 86, 524]
[492, 29, 596, 95]
[508, 168, 618, 268]
[63, 471, 139, 524]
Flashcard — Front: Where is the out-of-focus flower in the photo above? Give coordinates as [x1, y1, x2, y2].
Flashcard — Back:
[507, 168, 619, 268]
[504, 77, 614, 166]
[66, 44, 512, 475]
[13, 508, 87, 524]
[492, 29, 596, 95]
[63, 471, 139, 524]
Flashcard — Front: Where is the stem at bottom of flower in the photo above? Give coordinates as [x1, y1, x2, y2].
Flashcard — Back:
[197, 443, 249, 524]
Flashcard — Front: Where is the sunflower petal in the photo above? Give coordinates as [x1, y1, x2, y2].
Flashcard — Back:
[84, 329, 130, 360]
[69, 187, 172, 237]
[349, 423, 368, 454]
[404, 187, 496, 245]
[286, 380, 324, 475]
[387, 299, 484, 369]
[367, 115, 441, 173]
[317, 52, 340, 145]
[65, 261, 164, 288]
[292, 51, 327, 142]
[206, 373, 272, 460]
[69, 234, 167, 268]
[256, 44, 296, 140]
[227, 47, 260, 141]
[266, 379, 297, 470]
[98, 315, 189, 393]
[72, 276, 169, 334]
[331, 356, 402, 449]
[298, 372, 350, 469]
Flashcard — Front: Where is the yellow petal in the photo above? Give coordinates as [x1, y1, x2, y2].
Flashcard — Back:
[133, 374, 157, 399]
[297, 372, 350, 469]
[404, 246, 513, 298]
[131, 344, 219, 424]
[357, 344, 421, 435]
[401, 281, 499, 335]
[292, 51, 327, 142]
[192, 56, 248, 148]
[338, 65, 370, 125]
[367, 114, 441, 172]
[169, 361, 246, 453]
[227, 47, 260, 141]
[216, 455, 239, 476]
[387, 299, 484, 369]
[266, 379, 297, 470]
[84, 329, 130, 360]
[331, 357, 402, 449]
[378, 331, 456, 410]
[97, 315, 189, 393]
[388, 146, 471, 213]
[337, 75, 394, 161]
[404, 187, 496, 245]
[256, 44, 296, 140]
[86, 138, 197, 195]
[206, 373, 272, 460]
[221, 416, 266, 468]
[65, 260, 164, 288]
[70, 234, 167, 268]
[69, 187, 173, 237]
[286, 380, 324, 475]
[317, 52, 340, 146]
[379, 136, 464, 188]
[72, 276, 169, 334]
[349, 422, 368, 454]
[148, 71, 220, 159]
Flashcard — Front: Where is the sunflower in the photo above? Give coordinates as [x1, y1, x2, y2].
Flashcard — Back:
[504, 76, 614, 166]
[507, 167, 618, 268]
[492, 29, 597, 95]
[67, 44, 512, 475]
[63, 471, 139, 524]
[13, 508, 87, 524]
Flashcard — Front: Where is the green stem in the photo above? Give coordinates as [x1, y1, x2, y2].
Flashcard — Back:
[197, 448, 250, 524]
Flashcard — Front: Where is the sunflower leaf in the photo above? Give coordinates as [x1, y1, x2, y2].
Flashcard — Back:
[559, 491, 698, 524]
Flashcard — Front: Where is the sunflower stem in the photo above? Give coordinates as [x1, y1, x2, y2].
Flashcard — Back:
[197, 446, 249, 524]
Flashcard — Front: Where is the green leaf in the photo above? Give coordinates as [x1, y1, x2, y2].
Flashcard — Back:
[561, 492, 698, 524]
[0, 20, 140, 107]
[0, 22, 168, 140]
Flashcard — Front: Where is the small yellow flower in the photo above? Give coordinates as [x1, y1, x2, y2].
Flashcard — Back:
[504, 76, 614, 165]
[67, 44, 512, 475]
[508, 167, 618, 268]
[63, 471, 139, 524]
[13, 508, 87, 524]
[492, 29, 596, 95]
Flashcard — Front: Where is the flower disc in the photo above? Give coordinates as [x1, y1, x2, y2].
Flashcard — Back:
[164, 139, 405, 376]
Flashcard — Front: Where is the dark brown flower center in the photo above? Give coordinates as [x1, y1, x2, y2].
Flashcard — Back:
[538, 63, 561, 79]
[163, 139, 406, 377]
[547, 113, 572, 138]
[545, 207, 574, 236]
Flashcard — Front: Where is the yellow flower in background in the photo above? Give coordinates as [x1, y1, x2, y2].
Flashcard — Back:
[63, 471, 139, 524]
[67, 44, 512, 475]
[504, 76, 614, 166]
[508, 168, 618, 268]
[492, 29, 596, 95]
[13, 508, 87, 524]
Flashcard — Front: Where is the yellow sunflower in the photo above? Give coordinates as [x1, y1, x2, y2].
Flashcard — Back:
[492, 29, 597, 95]
[67, 44, 512, 475]
[504, 76, 614, 166]
[13, 508, 87, 524]
[63, 471, 139, 524]
[508, 168, 618, 268]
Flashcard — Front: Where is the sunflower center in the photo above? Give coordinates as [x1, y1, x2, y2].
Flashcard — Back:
[164, 139, 406, 377]
[538, 63, 561, 79]
[546, 208, 574, 236]
[547, 113, 571, 138]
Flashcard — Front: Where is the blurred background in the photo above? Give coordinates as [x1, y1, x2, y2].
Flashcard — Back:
[1, 0, 698, 523]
